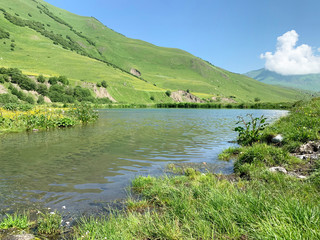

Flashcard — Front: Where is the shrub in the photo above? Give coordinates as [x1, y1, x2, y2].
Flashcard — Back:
[48, 76, 58, 85]
[165, 90, 171, 97]
[0, 94, 19, 104]
[96, 82, 101, 88]
[73, 86, 94, 102]
[150, 96, 155, 101]
[37, 95, 45, 104]
[96, 98, 112, 104]
[58, 75, 69, 85]
[72, 102, 98, 123]
[2, 74, 9, 82]
[37, 74, 45, 83]
[36, 84, 48, 96]
[25, 96, 35, 104]
[234, 114, 268, 146]
[254, 97, 261, 102]
[101, 80, 108, 88]
[0, 28, 10, 39]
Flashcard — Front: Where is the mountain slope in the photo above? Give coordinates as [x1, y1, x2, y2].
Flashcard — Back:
[246, 68, 320, 92]
[0, 0, 306, 103]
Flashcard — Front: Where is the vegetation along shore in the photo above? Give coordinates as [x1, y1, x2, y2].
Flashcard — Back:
[1, 98, 319, 239]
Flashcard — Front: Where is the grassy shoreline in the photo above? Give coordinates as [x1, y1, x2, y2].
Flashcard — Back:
[0, 103, 98, 135]
[1, 98, 320, 239]
[95, 101, 294, 109]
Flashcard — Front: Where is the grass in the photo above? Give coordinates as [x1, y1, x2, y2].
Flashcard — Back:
[0, 210, 63, 238]
[73, 172, 320, 239]
[0, 213, 29, 230]
[0, 0, 310, 104]
[37, 211, 63, 235]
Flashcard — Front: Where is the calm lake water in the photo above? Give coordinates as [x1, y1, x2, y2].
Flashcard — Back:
[0, 109, 287, 215]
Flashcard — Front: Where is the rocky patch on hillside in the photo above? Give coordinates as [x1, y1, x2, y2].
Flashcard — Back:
[83, 82, 117, 102]
[170, 90, 204, 103]
[130, 68, 141, 77]
[0, 84, 7, 94]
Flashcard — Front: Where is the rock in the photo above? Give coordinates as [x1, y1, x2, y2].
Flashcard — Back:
[3, 233, 35, 240]
[296, 155, 306, 160]
[130, 68, 141, 77]
[288, 172, 307, 179]
[269, 166, 287, 174]
[271, 134, 283, 143]
[298, 141, 320, 154]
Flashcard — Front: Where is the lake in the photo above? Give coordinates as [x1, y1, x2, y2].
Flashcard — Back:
[0, 108, 287, 215]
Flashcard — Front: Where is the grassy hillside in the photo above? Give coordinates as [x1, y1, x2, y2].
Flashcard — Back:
[0, 0, 307, 103]
[246, 68, 320, 92]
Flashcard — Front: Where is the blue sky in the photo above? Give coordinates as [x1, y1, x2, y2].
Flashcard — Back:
[45, 0, 320, 74]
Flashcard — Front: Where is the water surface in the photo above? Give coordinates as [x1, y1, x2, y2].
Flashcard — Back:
[0, 109, 287, 214]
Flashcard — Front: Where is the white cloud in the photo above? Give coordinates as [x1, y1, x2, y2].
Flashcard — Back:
[260, 30, 320, 75]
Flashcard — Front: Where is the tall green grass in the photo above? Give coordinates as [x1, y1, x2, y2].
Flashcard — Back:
[75, 172, 320, 239]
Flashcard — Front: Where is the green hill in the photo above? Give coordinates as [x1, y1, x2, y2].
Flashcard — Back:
[0, 0, 306, 103]
[245, 68, 320, 92]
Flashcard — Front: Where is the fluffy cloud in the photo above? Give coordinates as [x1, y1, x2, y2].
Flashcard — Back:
[260, 30, 320, 75]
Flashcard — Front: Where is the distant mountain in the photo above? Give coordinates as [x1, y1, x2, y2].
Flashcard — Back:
[0, 0, 306, 103]
[245, 69, 320, 92]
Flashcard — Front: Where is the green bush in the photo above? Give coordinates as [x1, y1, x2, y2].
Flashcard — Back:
[72, 102, 98, 123]
[165, 90, 171, 97]
[58, 75, 69, 85]
[25, 96, 35, 104]
[101, 80, 108, 88]
[0, 27, 10, 39]
[37, 74, 45, 83]
[0, 94, 19, 104]
[235, 114, 268, 146]
[37, 95, 45, 104]
[48, 76, 58, 85]
[36, 83, 48, 96]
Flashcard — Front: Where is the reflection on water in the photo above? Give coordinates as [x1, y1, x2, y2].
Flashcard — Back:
[0, 109, 287, 213]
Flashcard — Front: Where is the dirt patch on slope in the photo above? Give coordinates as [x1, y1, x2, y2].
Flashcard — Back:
[0, 84, 8, 94]
[82, 82, 117, 102]
[170, 90, 204, 103]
